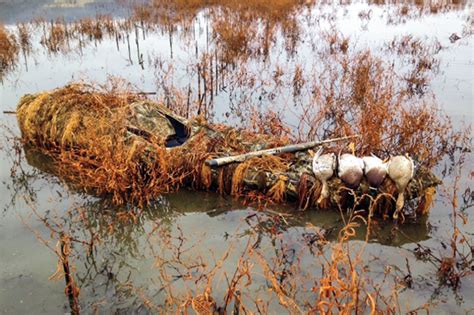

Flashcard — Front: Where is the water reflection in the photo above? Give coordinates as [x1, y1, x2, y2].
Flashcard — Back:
[7, 166, 432, 312]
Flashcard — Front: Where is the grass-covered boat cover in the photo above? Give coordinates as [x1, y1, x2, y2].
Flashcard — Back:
[17, 83, 441, 218]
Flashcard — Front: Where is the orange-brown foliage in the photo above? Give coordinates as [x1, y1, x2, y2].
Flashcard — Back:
[0, 23, 19, 80]
[296, 48, 456, 168]
[17, 81, 212, 206]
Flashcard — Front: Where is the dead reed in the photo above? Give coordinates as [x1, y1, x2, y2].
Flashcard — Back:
[294, 43, 458, 169]
[0, 23, 19, 80]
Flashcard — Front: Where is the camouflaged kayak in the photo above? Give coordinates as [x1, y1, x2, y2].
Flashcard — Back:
[16, 84, 441, 217]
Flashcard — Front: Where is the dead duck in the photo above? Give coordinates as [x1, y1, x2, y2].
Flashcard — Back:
[338, 153, 365, 189]
[312, 147, 337, 204]
[362, 155, 388, 188]
[387, 154, 415, 219]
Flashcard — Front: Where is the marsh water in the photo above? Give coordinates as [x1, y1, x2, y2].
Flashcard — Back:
[0, 0, 473, 313]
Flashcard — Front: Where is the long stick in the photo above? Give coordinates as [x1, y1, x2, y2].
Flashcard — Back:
[205, 135, 359, 167]
[60, 234, 80, 315]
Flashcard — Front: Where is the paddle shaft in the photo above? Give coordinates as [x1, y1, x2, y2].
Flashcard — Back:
[205, 135, 359, 167]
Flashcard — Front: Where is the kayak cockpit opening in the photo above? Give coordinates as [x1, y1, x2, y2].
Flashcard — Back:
[164, 113, 190, 148]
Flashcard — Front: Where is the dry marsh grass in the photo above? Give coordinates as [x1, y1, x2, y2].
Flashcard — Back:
[313, 56, 451, 165]
[15, 23, 465, 212]
[16, 23, 32, 52]
[0, 23, 19, 80]
[11, 0, 468, 212]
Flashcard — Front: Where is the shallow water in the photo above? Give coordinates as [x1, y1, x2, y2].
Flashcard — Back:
[0, 0, 473, 313]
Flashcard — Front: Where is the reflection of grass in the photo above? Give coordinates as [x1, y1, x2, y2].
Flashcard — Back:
[9, 194, 415, 312]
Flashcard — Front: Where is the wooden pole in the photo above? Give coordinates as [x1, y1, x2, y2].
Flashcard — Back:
[205, 135, 360, 167]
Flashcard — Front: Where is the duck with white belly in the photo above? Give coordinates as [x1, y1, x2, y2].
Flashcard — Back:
[312, 147, 337, 204]
[387, 154, 415, 219]
[362, 155, 388, 189]
[338, 152, 365, 189]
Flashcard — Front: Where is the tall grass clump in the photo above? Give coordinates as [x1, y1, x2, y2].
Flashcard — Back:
[16, 79, 213, 206]
[0, 23, 19, 80]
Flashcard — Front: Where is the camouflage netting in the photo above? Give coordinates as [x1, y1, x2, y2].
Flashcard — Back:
[16, 84, 441, 217]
